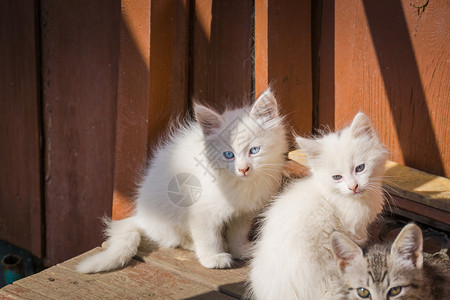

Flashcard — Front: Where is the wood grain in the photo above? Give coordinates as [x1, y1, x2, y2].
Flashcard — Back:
[0, 284, 49, 300]
[148, 0, 190, 157]
[316, 0, 335, 129]
[113, 0, 190, 220]
[40, 0, 120, 265]
[0, 248, 240, 299]
[386, 195, 449, 231]
[0, 0, 42, 257]
[384, 160, 450, 212]
[141, 248, 248, 298]
[320, 0, 450, 178]
[113, 0, 151, 221]
[190, 0, 253, 110]
[255, 0, 313, 135]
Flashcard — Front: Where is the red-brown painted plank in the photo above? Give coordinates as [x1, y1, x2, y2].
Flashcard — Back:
[320, 0, 450, 178]
[148, 0, 190, 155]
[190, 0, 253, 109]
[113, 0, 152, 220]
[40, 0, 120, 265]
[255, 0, 313, 135]
[0, 0, 42, 257]
[113, 0, 190, 220]
[316, 0, 335, 130]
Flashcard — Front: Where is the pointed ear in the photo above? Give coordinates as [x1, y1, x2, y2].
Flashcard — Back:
[331, 231, 363, 273]
[391, 223, 423, 269]
[194, 103, 223, 136]
[350, 112, 376, 139]
[296, 136, 322, 159]
[251, 88, 279, 121]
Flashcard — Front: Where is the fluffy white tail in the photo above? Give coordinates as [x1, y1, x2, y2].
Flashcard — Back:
[76, 216, 141, 273]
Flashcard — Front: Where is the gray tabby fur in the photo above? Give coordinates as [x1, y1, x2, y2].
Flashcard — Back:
[331, 223, 449, 300]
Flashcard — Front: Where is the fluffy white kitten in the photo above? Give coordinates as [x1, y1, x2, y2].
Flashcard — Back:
[77, 89, 288, 273]
[248, 113, 387, 300]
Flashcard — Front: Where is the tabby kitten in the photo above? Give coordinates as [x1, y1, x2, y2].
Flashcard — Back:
[331, 223, 449, 300]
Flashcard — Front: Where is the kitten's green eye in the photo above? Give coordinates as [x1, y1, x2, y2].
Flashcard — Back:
[388, 286, 402, 296]
[355, 163, 365, 173]
[332, 175, 343, 180]
[356, 287, 370, 298]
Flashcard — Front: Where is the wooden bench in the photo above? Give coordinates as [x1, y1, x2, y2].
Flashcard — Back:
[0, 247, 248, 299]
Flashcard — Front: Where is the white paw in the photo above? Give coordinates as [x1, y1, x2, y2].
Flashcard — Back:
[199, 253, 233, 269]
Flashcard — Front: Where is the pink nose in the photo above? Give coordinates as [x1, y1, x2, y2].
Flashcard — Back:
[239, 167, 250, 175]
[349, 184, 358, 193]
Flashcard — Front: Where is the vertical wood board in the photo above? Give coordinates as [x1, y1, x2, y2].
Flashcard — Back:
[190, 0, 253, 110]
[316, 0, 335, 129]
[0, 0, 42, 257]
[112, 0, 152, 220]
[329, 0, 449, 177]
[113, 0, 190, 220]
[147, 0, 190, 153]
[40, 0, 120, 265]
[255, 0, 313, 135]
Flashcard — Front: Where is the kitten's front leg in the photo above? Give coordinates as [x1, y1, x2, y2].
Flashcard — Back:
[226, 213, 255, 260]
[190, 217, 233, 269]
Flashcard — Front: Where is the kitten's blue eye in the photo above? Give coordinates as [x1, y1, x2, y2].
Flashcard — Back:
[355, 164, 365, 173]
[332, 175, 343, 180]
[388, 286, 402, 296]
[223, 151, 234, 159]
[249, 146, 260, 155]
[356, 287, 370, 298]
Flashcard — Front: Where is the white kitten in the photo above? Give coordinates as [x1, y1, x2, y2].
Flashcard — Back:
[77, 89, 289, 273]
[248, 113, 387, 300]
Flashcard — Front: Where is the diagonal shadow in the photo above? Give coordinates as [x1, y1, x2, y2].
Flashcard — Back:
[362, 0, 445, 177]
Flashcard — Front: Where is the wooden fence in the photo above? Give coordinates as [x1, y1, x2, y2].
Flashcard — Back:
[1, 0, 448, 266]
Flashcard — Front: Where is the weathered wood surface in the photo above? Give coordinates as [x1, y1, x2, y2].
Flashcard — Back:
[383, 161, 450, 212]
[1, 213, 446, 299]
[40, 0, 120, 266]
[254, 0, 313, 135]
[113, 0, 191, 221]
[319, 0, 450, 178]
[0, 0, 43, 259]
[112, 0, 152, 221]
[141, 248, 247, 298]
[0, 248, 247, 299]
